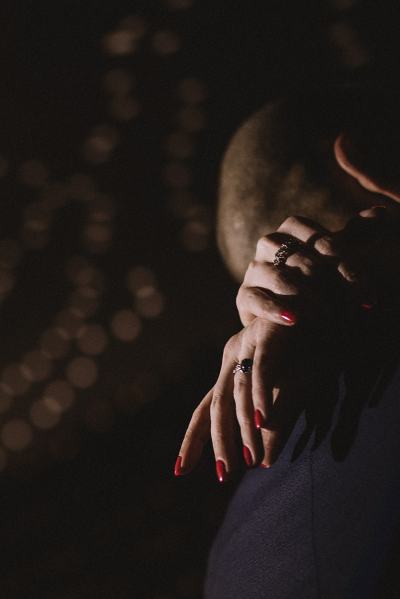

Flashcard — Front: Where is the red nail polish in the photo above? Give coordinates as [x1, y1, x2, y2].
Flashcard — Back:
[242, 446, 253, 467]
[174, 456, 183, 477]
[361, 302, 374, 310]
[254, 409, 264, 429]
[216, 460, 227, 483]
[260, 463, 270, 469]
[280, 310, 296, 324]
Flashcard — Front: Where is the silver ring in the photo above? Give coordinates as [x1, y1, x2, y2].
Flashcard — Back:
[273, 237, 303, 267]
[233, 359, 253, 375]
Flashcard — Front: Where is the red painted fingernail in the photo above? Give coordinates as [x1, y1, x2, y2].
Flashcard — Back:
[260, 463, 270, 469]
[254, 409, 264, 429]
[242, 446, 253, 467]
[280, 310, 296, 324]
[174, 456, 183, 477]
[361, 302, 374, 310]
[216, 460, 227, 483]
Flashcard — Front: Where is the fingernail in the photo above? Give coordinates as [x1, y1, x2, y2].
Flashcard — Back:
[242, 446, 253, 467]
[361, 302, 375, 310]
[260, 462, 270, 469]
[254, 409, 264, 429]
[280, 310, 296, 324]
[174, 456, 183, 477]
[216, 460, 227, 483]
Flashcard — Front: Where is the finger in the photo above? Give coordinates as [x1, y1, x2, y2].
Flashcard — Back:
[251, 321, 287, 430]
[243, 261, 301, 296]
[358, 206, 387, 219]
[210, 334, 241, 482]
[255, 232, 325, 274]
[260, 387, 302, 468]
[276, 215, 338, 257]
[176, 388, 213, 476]
[233, 328, 260, 467]
[236, 285, 297, 327]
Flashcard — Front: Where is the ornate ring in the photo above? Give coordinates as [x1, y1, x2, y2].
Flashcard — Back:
[233, 358, 253, 375]
[273, 236, 303, 267]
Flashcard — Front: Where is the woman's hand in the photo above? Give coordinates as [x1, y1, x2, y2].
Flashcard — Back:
[237, 207, 399, 327]
[175, 317, 292, 482]
[175, 208, 399, 482]
[175, 217, 338, 481]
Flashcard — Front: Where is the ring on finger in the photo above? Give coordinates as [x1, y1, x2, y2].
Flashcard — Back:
[233, 358, 253, 375]
[273, 236, 304, 267]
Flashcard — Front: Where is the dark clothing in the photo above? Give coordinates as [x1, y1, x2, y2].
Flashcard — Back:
[205, 317, 400, 598]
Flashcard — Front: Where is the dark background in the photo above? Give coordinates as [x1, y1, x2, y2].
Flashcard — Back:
[0, 1, 399, 597]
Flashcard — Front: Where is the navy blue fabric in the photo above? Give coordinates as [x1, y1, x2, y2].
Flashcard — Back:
[205, 323, 400, 599]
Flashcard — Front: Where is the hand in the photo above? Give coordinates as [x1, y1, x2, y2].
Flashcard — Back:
[175, 317, 294, 482]
[176, 217, 340, 480]
[237, 208, 399, 327]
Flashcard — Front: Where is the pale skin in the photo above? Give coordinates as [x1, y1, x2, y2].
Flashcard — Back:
[175, 132, 400, 482]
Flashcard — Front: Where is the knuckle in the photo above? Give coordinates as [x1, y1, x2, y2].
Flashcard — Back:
[278, 215, 299, 231]
[210, 390, 227, 413]
[299, 256, 315, 276]
[315, 235, 336, 256]
[256, 236, 270, 254]
[234, 373, 248, 389]
[222, 335, 236, 357]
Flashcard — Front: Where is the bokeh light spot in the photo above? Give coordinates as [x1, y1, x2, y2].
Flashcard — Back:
[66, 357, 98, 389]
[111, 309, 142, 342]
[77, 324, 108, 356]
[55, 310, 86, 339]
[135, 289, 165, 319]
[43, 380, 75, 414]
[21, 350, 52, 382]
[1, 363, 31, 396]
[30, 400, 61, 430]
[103, 30, 138, 56]
[1, 419, 33, 451]
[126, 266, 156, 295]
[181, 220, 210, 252]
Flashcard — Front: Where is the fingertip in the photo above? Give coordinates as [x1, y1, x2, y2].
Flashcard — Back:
[174, 455, 184, 477]
[359, 205, 387, 218]
[215, 459, 228, 483]
[279, 310, 297, 325]
[242, 445, 254, 468]
[254, 409, 264, 429]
